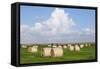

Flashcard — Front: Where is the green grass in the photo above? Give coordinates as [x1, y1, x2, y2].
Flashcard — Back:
[20, 45, 96, 64]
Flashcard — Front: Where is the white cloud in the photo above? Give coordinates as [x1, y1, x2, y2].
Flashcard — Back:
[21, 8, 95, 44]
[30, 8, 75, 36]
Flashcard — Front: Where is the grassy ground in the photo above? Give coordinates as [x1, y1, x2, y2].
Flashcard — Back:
[20, 45, 96, 64]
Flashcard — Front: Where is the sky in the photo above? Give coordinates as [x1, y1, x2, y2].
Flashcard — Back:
[20, 5, 95, 44]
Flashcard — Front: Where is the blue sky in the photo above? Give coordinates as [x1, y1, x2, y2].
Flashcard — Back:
[20, 5, 95, 44]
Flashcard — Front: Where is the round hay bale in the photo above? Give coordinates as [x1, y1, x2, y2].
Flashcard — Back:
[52, 45, 57, 48]
[75, 45, 80, 51]
[21, 45, 27, 48]
[68, 44, 71, 47]
[51, 48, 63, 57]
[33, 45, 38, 48]
[80, 44, 84, 48]
[58, 45, 62, 48]
[35, 45, 38, 48]
[63, 45, 67, 48]
[85, 44, 88, 47]
[48, 44, 51, 47]
[42, 48, 51, 57]
[28, 46, 38, 53]
[69, 45, 74, 51]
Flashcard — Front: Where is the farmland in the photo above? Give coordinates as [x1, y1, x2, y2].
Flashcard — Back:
[20, 43, 96, 64]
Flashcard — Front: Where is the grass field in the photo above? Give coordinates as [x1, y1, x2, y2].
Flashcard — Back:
[20, 44, 96, 64]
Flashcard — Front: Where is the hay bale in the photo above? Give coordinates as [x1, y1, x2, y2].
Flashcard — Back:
[63, 45, 67, 48]
[42, 48, 51, 57]
[52, 45, 57, 47]
[80, 44, 84, 48]
[28, 46, 38, 53]
[69, 45, 74, 51]
[35, 45, 39, 48]
[21, 45, 27, 48]
[33, 45, 38, 48]
[68, 44, 71, 47]
[48, 44, 51, 47]
[75, 45, 80, 51]
[85, 44, 88, 47]
[51, 48, 63, 57]
[58, 45, 62, 48]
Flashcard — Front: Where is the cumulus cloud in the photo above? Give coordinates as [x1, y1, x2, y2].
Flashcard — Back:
[21, 8, 95, 44]
[30, 8, 75, 36]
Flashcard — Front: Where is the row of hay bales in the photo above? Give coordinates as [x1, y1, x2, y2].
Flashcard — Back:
[48, 43, 91, 49]
[27, 46, 38, 53]
[21, 43, 91, 49]
[21, 43, 91, 57]
[21, 45, 38, 48]
[21, 45, 63, 57]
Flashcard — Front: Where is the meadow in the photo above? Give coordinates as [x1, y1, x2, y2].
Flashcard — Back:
[20, 44, 95, 64]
